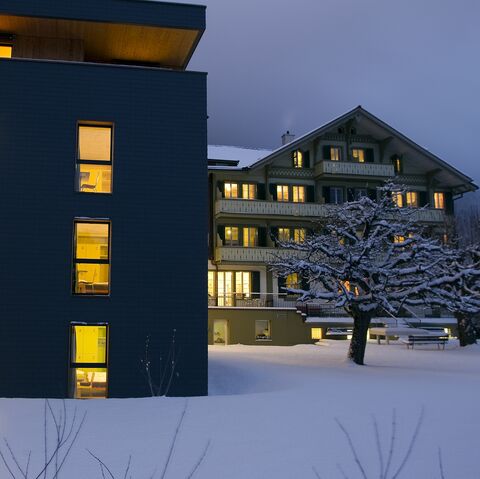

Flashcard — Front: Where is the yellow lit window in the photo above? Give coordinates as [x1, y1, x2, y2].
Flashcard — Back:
[293, 150, 304, 168]
[70, 325, 108, 399]
[406, 191, 418, 207]
[243, 227, 258, 247]
[394, 235, 406, 244]
[311, 328, 323, 340]
[235, 272, 251, 298]
[278, 228, 291, 242]
[224, 182, 239, 199]
[277, 185, 289, 202]
[341, 280, 359, 295]
[255, 320, 271, 341]
[292, 186, 305, 203]
[393, 156, 402, 174]
[217, 271, 234, 306]
[331, 147, 341, 161]
[352, 149, 365, 163]
[208, 271, 215, 298]
[0, 45, 12, 58]
[294, 228, 306, 243]
[77, 125, 113, 193]
[393, 192, 404, 208]
[242, 183, 256, 200]
[434, 192, 445, 209]
[225, 226, 239, 246]
[286, 273, 300, 290]
[73, 221, 110, 295]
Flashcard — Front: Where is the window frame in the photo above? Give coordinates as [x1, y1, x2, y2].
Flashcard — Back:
[330, 146, 342, 162]
[72, 219, 112, 296]
[242, 183, 257, 200]
[242, 226, 258, 247]
[351, 148, 366, 163]
[255, 319, 272, 342]
[405, 191, 418, 208]
[0, 43, 13, 58]
[224, 226, 240, 246]
[330, 187, 344, 205]
[76, 122, 114, 195]
[224, 182, 240, 199]
[293, 150, 304, 169]
[69, 323, 109, 398]
[434, 192, 445, 210]
[292, 185, 306, 203]
[277, 185, 290, 202]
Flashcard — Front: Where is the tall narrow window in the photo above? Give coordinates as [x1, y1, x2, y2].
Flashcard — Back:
[224, 227, 240, 246]
[294, 228, 306, 243]
[292, 186, 305, 203]
[76, 124, 113, 194]
[278, 228, 291, 243]
[286, 273, 300, 290]
[73, 220, 111, 295]
[331, 147, 341, 161]
[69, 324, 108, 399]
[293, 150, 304, 168]
[255, 320, 271, 341]
[224, 182, 239, 199]
[277, 185, 289, 202]
[242, 184, 256, 200]
[243, 227, 258, 247]
[330, 187, 344, 205]
[392, 156, 402, 174]
[352, 149, 365, 163]
[393, 192, 404, 208]
[406, 191, 418, 207]
[217, 271, 234, 306]
[0, 44, 12, 58]
[434, 192, 445, 209]
[235, 272, 251, 298]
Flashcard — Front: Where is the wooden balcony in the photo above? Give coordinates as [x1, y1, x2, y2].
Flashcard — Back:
[316, 160, 395, 177]
[215, 246, 305, 263]
[215, 199, 332, 218]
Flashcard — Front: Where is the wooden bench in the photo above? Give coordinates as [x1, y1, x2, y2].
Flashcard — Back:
[402, 335, 448, 350]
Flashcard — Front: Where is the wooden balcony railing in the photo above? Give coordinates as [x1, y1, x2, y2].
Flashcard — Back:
[316, 160, 395, 177]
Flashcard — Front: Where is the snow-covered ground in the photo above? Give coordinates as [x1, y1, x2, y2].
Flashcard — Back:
[1, 341, 479, 478]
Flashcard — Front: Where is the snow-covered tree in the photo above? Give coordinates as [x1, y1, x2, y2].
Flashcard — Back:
[416, 244, 480, 346]
[271, 183, 457, 365]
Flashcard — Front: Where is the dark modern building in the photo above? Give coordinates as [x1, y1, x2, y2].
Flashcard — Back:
[0, 0, 207, 398]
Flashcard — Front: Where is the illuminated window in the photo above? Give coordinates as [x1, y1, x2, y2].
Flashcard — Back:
[352, 149, 365, 163]
[69, 324, 108, 399]
[255, 320, 271, 341]
[342, 280, 359, 295]
[392, 192, 404, 208]
[235, 272, 251, 298]
[311, 328, 323, 340]
[286, 273, 300, 290]
[392, 156, 402, 174]
[0, 44, 12, 58]
[224, 227, 239, 246]
[242, 184, 256, 200]
[331, 147, 341, 161]
[73, 221, 111, 295]
[434, 192, 445, 209]
[394, 235, 406, 244]
[243, 227, 258, 247]
[217, 271, 234, 306]
[76, 124, 113, 194]
[278, 228, 291, 243]
[208, 271, 215, 298]
[406, 191, 418, 207]
[224, 182, 239, 199]
[293, 150, 304, 168]
[277, 185, 289, 202]
[292, 186, 305, 203]
[294, 228, 306, 243]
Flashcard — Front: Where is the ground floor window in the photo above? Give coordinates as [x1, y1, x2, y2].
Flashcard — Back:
[255, 320, 272, 341]
[311, 328, 323, 340]
[69, 324, 108, 399]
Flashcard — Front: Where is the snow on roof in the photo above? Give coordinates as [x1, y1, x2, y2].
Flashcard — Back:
[208, 145, 272, 170]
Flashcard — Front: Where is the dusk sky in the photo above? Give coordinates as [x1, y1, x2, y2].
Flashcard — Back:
[187, 0, 480, 189]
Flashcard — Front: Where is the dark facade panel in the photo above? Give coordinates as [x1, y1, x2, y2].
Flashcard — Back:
[0, 58, 207, 398]
[0, 0, 206, 31]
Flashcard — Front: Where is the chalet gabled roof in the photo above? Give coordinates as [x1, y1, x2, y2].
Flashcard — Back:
[248, 106, 477, 193]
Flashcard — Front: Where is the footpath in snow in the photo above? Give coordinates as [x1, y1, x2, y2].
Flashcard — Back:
[0, 340, 479, 478]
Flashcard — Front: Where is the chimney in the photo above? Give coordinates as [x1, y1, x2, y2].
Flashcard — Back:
[281, 130, 295, 145]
